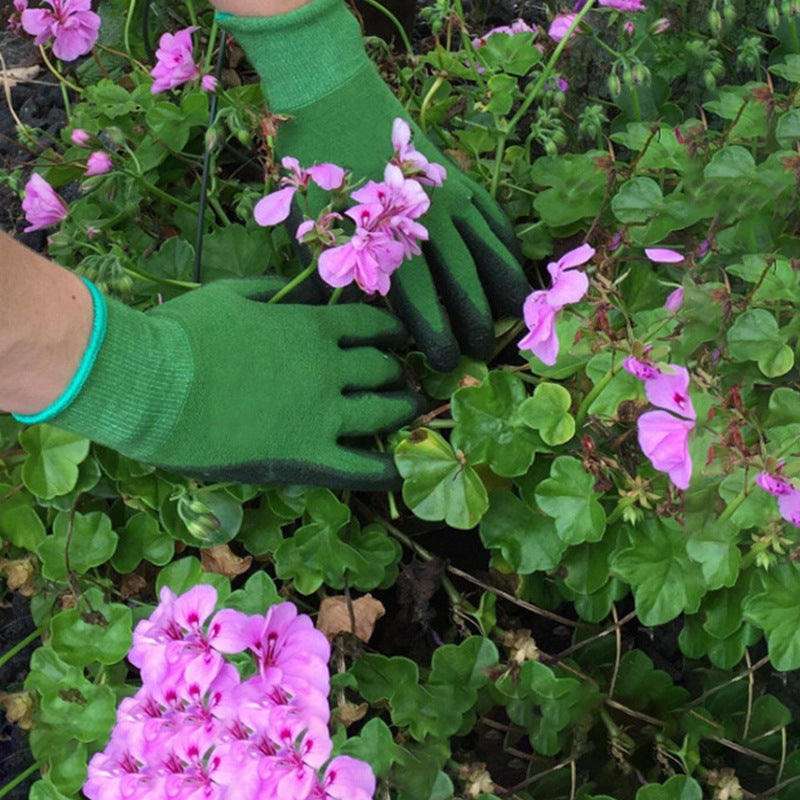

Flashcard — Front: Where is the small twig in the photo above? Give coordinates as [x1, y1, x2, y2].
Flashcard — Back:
[0, 483, 25, 507]
[551, 610, 638, 659]
[605, 698, 664, 728]
[446, 564, 584, 629]
[743, 648, 754, 739]
[0, 51, 26, 130]
[688, 655, 770, 707]
[608, 603, 622, 700]
[497, 757, 576, 798]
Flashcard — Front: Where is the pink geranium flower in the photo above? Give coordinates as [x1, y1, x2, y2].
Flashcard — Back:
[637, 410, 694, 489]
[472, 18, 537, 47]
[391, 118, 446, 187]
[518, 243, 595, 365]
[150, 26, 219, 94]
[643, 364, 696, 421]
[70, 127, 91, 146]
[85, 151, 112, 176]
[755, 471, 800, 528]
[756, 472, 795, 496]
[548, 12, 578, 42]
[7, 0, 28, 34]
[21, 173, 67, 232]
[21, 0, 100, 61]
[664, 286, 684, 311]
[254, 156, 345, 226]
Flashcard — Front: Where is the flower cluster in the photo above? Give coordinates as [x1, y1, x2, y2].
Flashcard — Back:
[756, 471, 800, 527]
[623, 356, 696, 489]
[517, 243, 595, 365]
[255, 118, 445, 297]
[84, 585, 375, 800]
[150, 27, 218, 94]
[16, 0, 100, 61]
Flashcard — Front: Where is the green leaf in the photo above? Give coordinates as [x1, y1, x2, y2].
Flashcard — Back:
[20, 425, 90, 500]
[727, 308, 793, 377]
[352, 653, 419, 703]
[0, 483, 46, 550]
[534, 457, 606, 545]
[764, 386, 800, 441]
[338, 718, 404, 779]
[37, 510, 118, 582]
[704, 145, 757, 180]
[451, 371, 543, 477]
[746, 694, 792, 741]
[636, 775, 702, 800]
[610, 520, 706, 625]
[155, 556, 231, 602]
[611, 177, 664, 223]
[405, 353, 488, 400]
[480, 490, 566, 573]
[201, 225, 278, 280]
[684, 515, 741, 590]
[176, 488, 244, 546]
[777, 109, 800, 148]
[519, 383, 575, 446]
[484, 73, 517, 116]
[395, 429, 489, 529]
[429, 636, 498, 693]
[613, 650, 689, 714]
[29, 779, 75, 800]
[743, 564, 800, 670]
[111, 512, 173, 573]
[225, 571, 282, 615]
[531, 152, 607, 226]
[476, 31, 541, 76]
[560, 528, 620, 595]
[49, 588, 132, 666]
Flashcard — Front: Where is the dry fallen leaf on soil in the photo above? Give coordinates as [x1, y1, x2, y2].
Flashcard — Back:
[0, 65, 40, 88]
[200, 544, 252, 578]
[317, 594, 385, 642]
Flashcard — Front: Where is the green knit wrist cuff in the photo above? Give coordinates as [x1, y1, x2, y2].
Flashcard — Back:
[14, 278, 107, 426]
[217, 0, 370, 112]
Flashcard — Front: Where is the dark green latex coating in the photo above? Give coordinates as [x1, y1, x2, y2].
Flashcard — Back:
[219, 0, 530, 372]
[51, 279, 423, 490]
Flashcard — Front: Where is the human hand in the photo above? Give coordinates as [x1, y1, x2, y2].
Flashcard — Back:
[218, 0, 531, 372]
[25, 277, 422, 489]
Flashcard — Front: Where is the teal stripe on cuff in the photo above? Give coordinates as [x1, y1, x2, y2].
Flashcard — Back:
[214, 11, 233, 19]
[14, 278, 108, 425]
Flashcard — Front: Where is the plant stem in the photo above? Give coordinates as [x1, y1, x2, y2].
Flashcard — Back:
[0, 762, 42, 800]
[123, 265, 200, 290]
[575, 360, 620, 429]
[0, 627, 45, 673]
[357, 0, 413, 55]
[39, 47, 81, 94]
[490, 0, 598, 197]
[419, 75, 445, 133]
[328, 287, 344, 305]
[134, 176, 199, 215]
[123, 0, 136, 57]
[267, 263, 317, 304]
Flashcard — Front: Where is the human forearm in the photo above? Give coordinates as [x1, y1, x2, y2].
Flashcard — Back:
[0, 231, 93, 415]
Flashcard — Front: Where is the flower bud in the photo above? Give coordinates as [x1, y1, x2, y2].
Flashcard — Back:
[703, 69, 717, 89]
[621, 66, 634, 86]
[767, 2, 780, 26]
[102, 126, 126, 146]
[632, 62, 650, 84]
[708, 7, 722, 33]
[608, 72, 622, 95]
[722, 2, 736, 22]
[650, 17, 670, 34]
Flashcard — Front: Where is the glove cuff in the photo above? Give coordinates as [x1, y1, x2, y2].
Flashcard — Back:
[216, 0, 370, 112]
[14, 278, 107, 426]
[26, 288, 194, 462]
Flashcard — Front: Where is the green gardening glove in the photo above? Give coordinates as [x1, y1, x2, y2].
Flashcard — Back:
[15, 278, 422, 489]
[218, 0, 531, 372]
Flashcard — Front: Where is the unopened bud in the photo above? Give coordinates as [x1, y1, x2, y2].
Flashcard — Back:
[102, 126, 126, 146]
[708, 8, 722, 33]
[722, 3, 736, 22]
[608, 73, 622, 95]
[632, 62, 650, 84]
[767, 3, 780, 26]
[621, 66, 634, 87]
[650, 17, 670, 34]
[235, 128, 251, 146]
[704, 69, 717, 89]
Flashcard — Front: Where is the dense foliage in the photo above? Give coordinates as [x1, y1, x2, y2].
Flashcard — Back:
[5, 0, 800, 798]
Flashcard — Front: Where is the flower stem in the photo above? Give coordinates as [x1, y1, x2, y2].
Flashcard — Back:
[39, 47, 81, 94]
[0, 626, 44, 673]
[123, 265, 200, 290]
[490, 0, 598, 197]
[123, 0, 136, 57]
[0, 761, 42, 800]
[356, 0, 413, 55]
[575, 360, 621, 430]
[328, 287, 344, 305]
[267, 263, 317, 304]
[134, 176, 199, 215]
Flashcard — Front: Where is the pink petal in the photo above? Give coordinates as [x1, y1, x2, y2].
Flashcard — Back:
[84, 151, 112, 176]
[553, 243, 596, 272]
[254, 186, 296, 226]
[547, 12, 578, 42]
[622, 356, 659, 380]
[306, 163, 345, 191]
[644, 364, 696, 420]
[547, 269, 588, 307]
[645, 247, 684, 263]
[391, 117, 411, 151]
[318, 242, 357, 288]
[518, 292, 560, 365]
[778, 490, 800, 527]
[664, 286, 684, 311]
[637, 410, 694, 489]
[756, 472, 795, 497]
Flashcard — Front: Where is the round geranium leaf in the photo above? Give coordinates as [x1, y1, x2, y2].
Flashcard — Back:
[519, 382, 576, 446]
[20, 424, 90, 500]
[395, 429, 489, 530]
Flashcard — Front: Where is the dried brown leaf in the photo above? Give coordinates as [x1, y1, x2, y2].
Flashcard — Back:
[0, 65, 39, 88]
[317, 594, 385, 643]
[200, 545, 252, 579]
